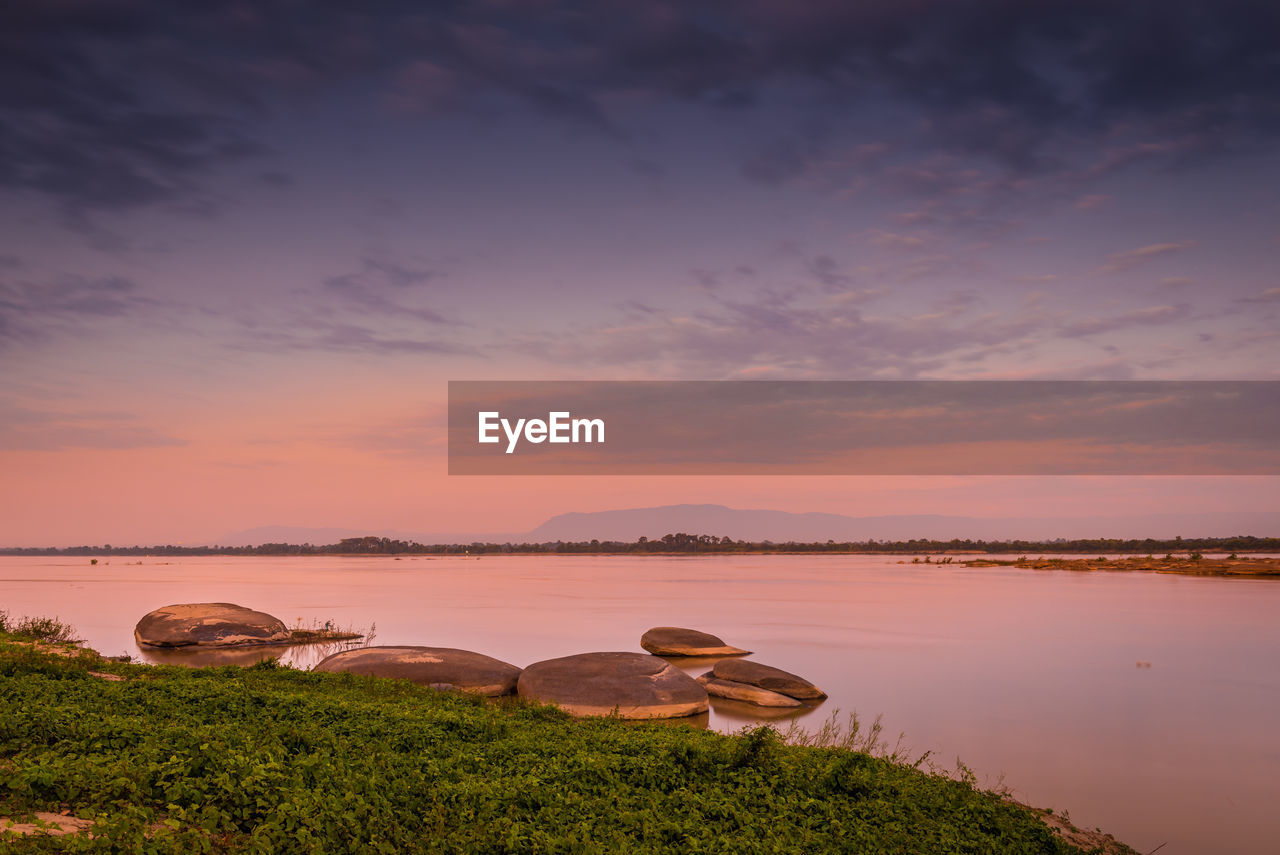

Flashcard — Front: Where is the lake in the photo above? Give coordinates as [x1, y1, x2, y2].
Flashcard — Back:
[2, 553, 1277, 854]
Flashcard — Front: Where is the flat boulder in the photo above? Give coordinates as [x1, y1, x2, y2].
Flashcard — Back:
[518, 652, 708, 719]
[313, 646, 520, 696]
[639, 626, 750, 657]
[134, 603, 290, 648]
[713, 659, 826, 699]
[696, 672, 801, 707]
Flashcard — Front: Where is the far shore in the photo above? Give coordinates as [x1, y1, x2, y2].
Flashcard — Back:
[3, 533, 1278, 559]
[961, 555, 1280, 577]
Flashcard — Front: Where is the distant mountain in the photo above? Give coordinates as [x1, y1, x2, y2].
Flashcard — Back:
[523, 504, 1280, 543]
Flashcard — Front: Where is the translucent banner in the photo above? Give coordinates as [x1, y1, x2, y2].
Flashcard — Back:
[447, 380, 1280, 475]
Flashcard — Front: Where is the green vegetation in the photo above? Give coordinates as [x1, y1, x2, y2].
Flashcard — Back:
[0, 611, 79, 645]
[3, 532, 1278, 556]
[0, 633, 1126, 853]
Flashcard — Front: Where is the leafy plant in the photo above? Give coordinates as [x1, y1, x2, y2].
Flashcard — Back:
[0, 645, 1126, 854]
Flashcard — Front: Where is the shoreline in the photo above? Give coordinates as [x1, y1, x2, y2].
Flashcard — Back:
[1, 631, 1137, 854]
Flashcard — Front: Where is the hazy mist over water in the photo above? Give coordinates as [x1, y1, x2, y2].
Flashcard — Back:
[3, 554, 1277, 854]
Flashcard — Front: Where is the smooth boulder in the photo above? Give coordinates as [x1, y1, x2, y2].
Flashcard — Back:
[134, 603, 291, 648]
[696, 672, 802, 707]
[518, 652, 708, 719]
[313, 646, 521, 696]
[639, 626, 750, 657]
[713, 659, 826, 699]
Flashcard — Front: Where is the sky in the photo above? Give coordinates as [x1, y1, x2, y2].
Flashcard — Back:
[2, 0, 1279, 546]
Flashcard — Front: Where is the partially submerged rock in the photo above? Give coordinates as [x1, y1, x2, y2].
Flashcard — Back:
[134, 603, 291, 648]
[712, 659, 827, 699]
[639, 626, 750, 657]
[696, 672, 801, 707]
[518, 651, 708, 719]
[313, 646, 521, 697]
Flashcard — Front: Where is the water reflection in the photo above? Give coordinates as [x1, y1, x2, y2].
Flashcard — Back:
[658, 653, 827, 727]
[136, 638, 364, 670]
[621, 711, 710, 730]
[709, 696, 825, 728]
[137, 645, 284, 668]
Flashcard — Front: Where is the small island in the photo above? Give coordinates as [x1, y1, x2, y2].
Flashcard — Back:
[962, 555, 1280, 578]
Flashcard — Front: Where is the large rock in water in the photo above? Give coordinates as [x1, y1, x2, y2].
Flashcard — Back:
[696, 672, 802, 707]
[134, 603, 291, 648]
[518, 652, 709, 719]
[713, 659, 827, 699]
[312, 646, 521, 697]
[639, 626, 750, 657]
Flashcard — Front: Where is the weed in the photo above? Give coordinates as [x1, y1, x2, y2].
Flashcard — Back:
[0, 611, 80, 644]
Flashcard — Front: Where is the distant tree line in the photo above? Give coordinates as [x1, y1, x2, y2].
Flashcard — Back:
[3, 533, 1278, 556]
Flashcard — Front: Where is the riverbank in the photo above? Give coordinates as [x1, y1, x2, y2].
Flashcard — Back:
[963, 555, 1280, 577]
[1, 628, 1134, 853]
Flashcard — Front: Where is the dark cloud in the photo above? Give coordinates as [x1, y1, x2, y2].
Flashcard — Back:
[0, 273, 158, 346]
[322, 256, 448, 322]
[5, 0, 1275, 224]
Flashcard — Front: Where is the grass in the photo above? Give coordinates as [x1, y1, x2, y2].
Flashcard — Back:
[285, 616, 369, 645]
[0, 611, 80, 645]
[0, 626, 1132, 854]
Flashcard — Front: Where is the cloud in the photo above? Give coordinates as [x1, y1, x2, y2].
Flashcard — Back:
[322, 256, 449, 323]
[0, 403, 186, 451]
[1059, 304, 1193, 338]
[327, 257, 438, 290]
[497, 265, 1230, 378]
[8, 0, 1279, 225]
[869, 230, 929, 251]
[0, 273, 160, 347]
[504, 280, 1034, 377]
[1098, 241, 1198, 273]
[230, 321, 476, 356]
[1237, 287, 1280, 304]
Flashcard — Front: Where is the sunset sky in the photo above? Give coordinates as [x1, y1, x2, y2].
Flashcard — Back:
[3, 1, 1278, 546]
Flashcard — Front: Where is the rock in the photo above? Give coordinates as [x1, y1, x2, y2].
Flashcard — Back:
[639, 626, 750, 657]
[134, 603, 291, 648]
[312, 646, 521, 696]
[518, 652, 708, 718]
[0, 812, 96, 837]
[696, 672, 801, 707]
[712, 659, 826, 699]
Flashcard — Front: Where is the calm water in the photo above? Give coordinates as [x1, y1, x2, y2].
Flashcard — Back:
[2, 553, 1277, 854]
